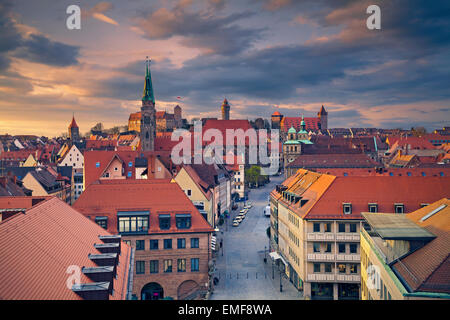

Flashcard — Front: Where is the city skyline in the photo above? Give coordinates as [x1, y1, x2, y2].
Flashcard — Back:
[1, 0, 449, 137]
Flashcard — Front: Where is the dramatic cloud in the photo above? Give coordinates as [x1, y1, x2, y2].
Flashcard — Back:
[84, 1, 119, 26]
[0, 0, 449, 135]
[133, 3, 264, 55]
[0, 1, 80, 73]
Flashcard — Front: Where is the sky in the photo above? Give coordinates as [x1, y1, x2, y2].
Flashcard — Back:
[0, 0, 449, 137]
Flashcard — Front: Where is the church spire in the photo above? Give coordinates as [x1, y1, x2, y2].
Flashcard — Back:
[142, 57, 155, 103]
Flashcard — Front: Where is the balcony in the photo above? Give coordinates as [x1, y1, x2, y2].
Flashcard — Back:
[307, 233, 335, 241]
[307, 273, 335, 282]
[307, 273, 360, 283]
[307, 253, 336, 262]
[336, 254, 360, 262]
[336, 274, 361, 283]
[335, 233, 360, 242]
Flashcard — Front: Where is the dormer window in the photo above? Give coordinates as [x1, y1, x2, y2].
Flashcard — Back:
[176, 214, 191, 229]
[394, 204, 404, 214]
[368, 203, 378, 213]
[343, 203, 352, 215]
[159, 214, 171, 230]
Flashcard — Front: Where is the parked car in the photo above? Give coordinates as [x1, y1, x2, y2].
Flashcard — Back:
[232, 221, 239, 227]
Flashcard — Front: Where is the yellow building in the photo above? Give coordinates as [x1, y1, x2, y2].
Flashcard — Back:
[270, 169, 450, 300]
[173, 165, 215, 227]
[360, 198, 450, 300]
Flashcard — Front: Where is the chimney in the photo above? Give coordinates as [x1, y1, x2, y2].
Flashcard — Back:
[398, 149, 402, 157]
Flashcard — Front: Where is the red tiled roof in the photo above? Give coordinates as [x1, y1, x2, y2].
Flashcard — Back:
[0, 149, 37, 161]
[286, 153, 380, 169]
[387, 136, 435, 150]
[73, 179, 214, 235]
[85, 139, 118, 150]
[282, 117, 320, 131]
[0, 197, 131, 300]
[393, 199, 450, 294]
[305, 175, 450, 220]
[313, 167, 450, 177]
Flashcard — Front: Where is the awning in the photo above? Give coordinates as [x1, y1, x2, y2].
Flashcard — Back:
[269, 252, 287, 266]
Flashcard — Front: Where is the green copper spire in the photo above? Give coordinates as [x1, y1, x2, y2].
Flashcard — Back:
[299, 115, 307, 133]
[142, 57, 155, 103]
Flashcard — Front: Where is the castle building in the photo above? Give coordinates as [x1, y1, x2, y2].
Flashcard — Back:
[140, 58, 156, 151]
[271, 111, 283, 130]
[221, 98, 230, 120]
[276, 105, 328, 134]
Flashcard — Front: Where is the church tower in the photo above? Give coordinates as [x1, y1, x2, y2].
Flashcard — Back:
[140, 57, 156, 151]
[68, 114, 79, 143]
[221, 98, 230, 120]
[318, 105, 328, 130]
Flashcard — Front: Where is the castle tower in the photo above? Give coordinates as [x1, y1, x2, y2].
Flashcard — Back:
[140, 57, 156, 151]
[68, 114, 79, 143]
[318, 105, 328, 130]
[221, 98, 230, 120]
[271, 110, 283, 129]
[174, 105, 182, 128]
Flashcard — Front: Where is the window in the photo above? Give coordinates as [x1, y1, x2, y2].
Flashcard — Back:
[118, 212, 149, 233]
[150, 260, 159, 274]
[191, 258, 199, 272]
[324, 223, 331, 233]
[349, 264, 357, 274]
[136, 261, 145, 274]
[325, 243, 332, 253]
[176, 214, 191, 229]
[324, 263, 332, 273]
[338, 264, 346, 274]
[185, 189, 192, 196]
[313, 223, 320, 232]
[338, 243, 346, 253]
[338, 223, 346, 233]
[349, 223, 357, 233]
[177, 259, 186, 272]
[159, 214, 171, 230]
[95, 217, 107, 229]
[191, 238, 199, 248]
[164, 239, 172, 249]
[95, 162, 100, 168]
[394, 204, 404, 214]
[164, 259, 172, 273]
[177, 238, 186, 249]
[127, 171, 132, 178]
[313, 263, 321, 273]
[343, 203, 352, 214]
[128, 161, 133, 167]
[368, 203, 378, 213]
[150, 239, 159, 250]
[194, 202, 205, 211]
[136, 240, 145, 251]
[350, 243, 357, 254]
[313, 243, 321, 253]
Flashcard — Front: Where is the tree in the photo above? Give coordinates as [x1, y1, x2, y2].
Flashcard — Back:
[411, 126, 427, 137]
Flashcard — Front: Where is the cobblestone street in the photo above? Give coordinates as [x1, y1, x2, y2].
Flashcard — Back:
[210, 176, 303, 300]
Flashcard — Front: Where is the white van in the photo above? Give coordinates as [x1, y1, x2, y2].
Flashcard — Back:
[264, 205, 271, 217]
